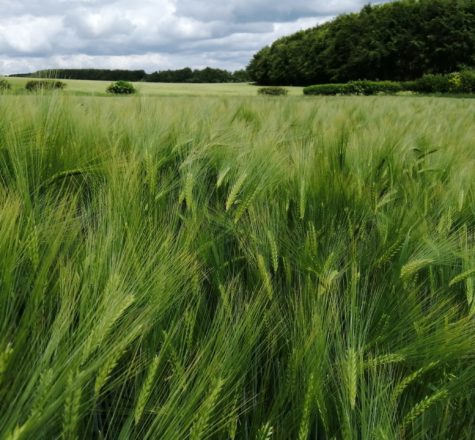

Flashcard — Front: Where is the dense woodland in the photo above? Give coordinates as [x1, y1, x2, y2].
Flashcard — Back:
[247, 0, 475, 86]
[12, 68, 250, 83]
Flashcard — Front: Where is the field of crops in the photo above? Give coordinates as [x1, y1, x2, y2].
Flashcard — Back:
[6, 77, 302, 97]
[0, 92, 475, 439]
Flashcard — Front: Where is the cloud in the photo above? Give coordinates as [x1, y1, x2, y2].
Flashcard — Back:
[0, 15, 63, 56]
[0, 0, 395, 74]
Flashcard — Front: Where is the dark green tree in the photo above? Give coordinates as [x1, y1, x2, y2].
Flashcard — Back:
[247, 0, 475, 85]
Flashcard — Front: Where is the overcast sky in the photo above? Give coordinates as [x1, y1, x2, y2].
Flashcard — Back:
[0, 0, 393, 74]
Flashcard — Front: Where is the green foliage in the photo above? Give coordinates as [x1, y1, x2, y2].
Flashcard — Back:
[413, 70, 475, 93]
[0, 79, 11, 91]
[460, 69, 475, 92]
[248, 0, 475, 85]
[0, 94, 474, 439]
[25, 80, 66, 91]
[303, 81, 403, 95]
[413, 74, 453, 93]
[303, 73, 475, 95]
[106, 80, 137, 94]
[258, 86, 288, 96]
[303, 83, 352, 96]
[232, 69, 251, 83]
[350, 80, 403, 95]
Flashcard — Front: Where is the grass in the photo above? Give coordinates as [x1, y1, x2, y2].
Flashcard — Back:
[5, 77, 303, 96]
[0, 92, 474, 439]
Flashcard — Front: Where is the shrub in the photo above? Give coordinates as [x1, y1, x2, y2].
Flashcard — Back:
[303, 74, 475, 96]
[412, 74, 452, 93]
[412, 71, 475, 94]
[348, 80, 403, 95]
[106, 81, 137, 95]
[401, 81, 418, 91]
[304, 81, 402, 96]
[258, 87, 288, 96]
[25, 80, 66, 92]
[303, 84, 350, 95]
[0, 79, 11, 91]
[459, 70, 475, 93]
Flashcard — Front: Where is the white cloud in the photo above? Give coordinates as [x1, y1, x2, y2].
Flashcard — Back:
[0, 15, 63, 55]
[0, 0, 395, 74]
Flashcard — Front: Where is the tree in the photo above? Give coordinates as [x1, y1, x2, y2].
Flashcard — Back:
[246, 0, 475, 85]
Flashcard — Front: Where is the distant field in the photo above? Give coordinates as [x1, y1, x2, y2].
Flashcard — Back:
[6, 76, 303, 96]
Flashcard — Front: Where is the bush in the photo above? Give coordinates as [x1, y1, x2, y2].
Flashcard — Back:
[258, 87, 288, 96]
[401, 80, 418, 91]
[349, 80, 403, 95]
[0, 79, 11, 91]
[304, 81, 402, 96]
[106, 81, 136, 94]
[303, 73, 475, 96]
[303, 84, 350, 95]
[459, 70, 475, 93]
[412, 74, 452, 93]
[25, 80, 66, 92]
[412, 71, 475, 94]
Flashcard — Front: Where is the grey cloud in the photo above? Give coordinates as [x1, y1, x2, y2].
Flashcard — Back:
[175, 0, 395, 22]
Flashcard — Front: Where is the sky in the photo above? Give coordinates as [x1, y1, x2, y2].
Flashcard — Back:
[0, 0, 394, 74]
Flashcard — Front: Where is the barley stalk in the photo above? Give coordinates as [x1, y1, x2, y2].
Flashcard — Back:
[346, 348, 358, 410]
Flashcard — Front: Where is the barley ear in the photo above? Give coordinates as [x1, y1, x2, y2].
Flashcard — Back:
[298, 373, 315, 440]
[225, 173, 247, 211]
[400, 259, 433, 279]
[0, 343, 13, 384]
[449, 267, 475, 287]
[257, 254, 273, 300]
[63, 370, 81, 440]
[391, 361, 439, 405]
[257, 422, 273, 440]
[399, 389, 448, 433]
[134, 355, 160, 425]
[190, 378, 224, 440]
[267, 230, 279, 273]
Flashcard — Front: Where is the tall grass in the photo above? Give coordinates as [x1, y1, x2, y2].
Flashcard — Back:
[0, 93, 474, 439]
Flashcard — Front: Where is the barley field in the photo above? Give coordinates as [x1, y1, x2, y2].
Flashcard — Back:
[0, 92, 474, 439]
[6, 77, 302, 96]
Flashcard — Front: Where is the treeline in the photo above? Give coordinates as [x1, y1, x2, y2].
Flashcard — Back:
[247, 0, 475, 86]
[144, 67, 250, 83]
[12, 67, 250, 83]
[14, 69, 146, 82]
